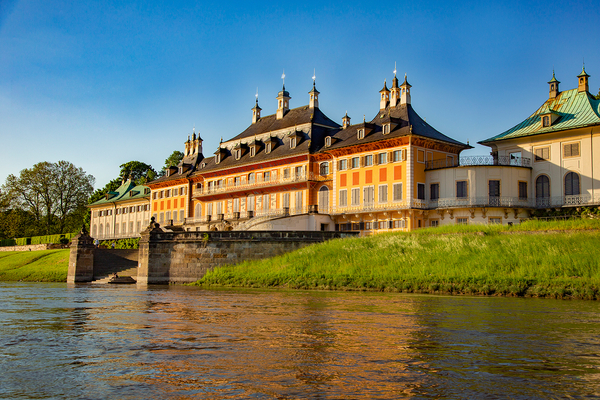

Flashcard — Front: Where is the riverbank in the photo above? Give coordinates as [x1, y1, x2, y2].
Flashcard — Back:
[0, 249, 69, 282]
[194, 220, 600, 300]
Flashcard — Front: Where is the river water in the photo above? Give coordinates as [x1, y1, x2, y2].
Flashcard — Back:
[1, 283, 599, 399]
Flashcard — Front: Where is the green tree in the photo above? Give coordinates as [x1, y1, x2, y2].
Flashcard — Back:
[1, 161, 95, 235]
[118, 161, 157, 185]
[159, 151, 184, 177]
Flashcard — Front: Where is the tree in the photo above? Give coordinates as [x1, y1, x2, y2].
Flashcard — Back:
[1, 161, 95, 235]
[118, 161, 157, 185]
[159, 151, 185, 177]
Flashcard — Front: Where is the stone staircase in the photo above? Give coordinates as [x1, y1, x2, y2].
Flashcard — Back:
[91, 249, 139, 284]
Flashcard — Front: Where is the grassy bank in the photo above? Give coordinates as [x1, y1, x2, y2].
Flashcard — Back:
[194, 220, 600, 300]
[0, 250, 69, 282]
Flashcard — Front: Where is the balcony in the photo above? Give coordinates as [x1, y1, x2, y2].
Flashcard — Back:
[426, 155, 532, 170]
[193, 172, 331, 197]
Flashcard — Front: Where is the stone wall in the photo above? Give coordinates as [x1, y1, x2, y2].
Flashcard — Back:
[0, 243, 64, 252]
[137, 228, 358, 284]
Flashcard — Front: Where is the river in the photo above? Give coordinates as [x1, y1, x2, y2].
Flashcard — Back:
[0, 282, 599, 399]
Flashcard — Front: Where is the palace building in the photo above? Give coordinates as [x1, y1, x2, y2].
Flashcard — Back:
[98, 65, 600, 239]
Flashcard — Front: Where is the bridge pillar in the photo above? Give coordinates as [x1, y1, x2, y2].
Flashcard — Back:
[67, 227, 95, 283]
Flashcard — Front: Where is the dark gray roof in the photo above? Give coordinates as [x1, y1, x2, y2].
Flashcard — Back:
[228, 106, 340, 142]
[326, 103, 470, 151]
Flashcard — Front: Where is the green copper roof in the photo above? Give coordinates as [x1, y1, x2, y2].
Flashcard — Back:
[89, 179, 150, 206]
[480, 88, 600, 144]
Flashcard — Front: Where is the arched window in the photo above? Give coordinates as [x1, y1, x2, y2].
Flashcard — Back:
[536, 175, 550, 206]
[99, 224, 103, 237]
[92, 225, 97, 238]
[564, 172, 580, 196]
[195, 203, 201, 218]
[320, 162, 329, 176]
[318, 186, 329, 212]
[248, 172, 255, 184]
[542, 116, 550, 127]
[325, 136, 331, 147]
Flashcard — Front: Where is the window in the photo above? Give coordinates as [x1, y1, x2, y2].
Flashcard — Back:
[207, 203, 213, 216]
[264, 171, 270, 182]
[290, 137, 296, 149]
[489, 180, 500, 206]
[456, 181, 468, 198]
[247, 195, 255, 212]
[295, 191, 303, 210]
[489, 217, 502, 224]
[234, 149, 241, 160]
[266, 143, 272, 154]
[216, 202, 222, 214]
[263, 194, 269, 210]
[351, 188, 360, 205]
[393, 150, 403, 162]
[339, 159, 347, 171]
[283, 168, 290, 179]
[320, 162, 329, 176]
[417, 183, 425, 200]
[233, 198, 240, 213]
[325, 136, 331, 147]
[217, 179, 223, 188]
[535, 147, 550, 161]
[357, 129, 365, 139]
[363, 187, 374, 207]
[378, 153, 387, 164]
[519, 182, 527, 199]
[378, 221, 387, 229]
[536, 175, 550, 205]
[166, 190, 171, 198]
[364, 155, 373, 166]
[351, 157, 360, 169]
[152, 192, 157, 200]
[216, 154, 221, 164]
[542, 115, 550, 127]
[295, 166, 303, 178]
[393, 220, 405, 228]
[456, 218, 468, 225]
[563, 142, 580, 158]
[282, 193, 290, 208]
[339, 189, 348, 207]
[430, 220, 439, 227]
[382, 124, 390, 135]
[393, 183, 403, 201]
[250, 147, 256, 157]
[248, 173, 255, 184]
[564, 172, 580, 196]
[378, 184, 388, 203]
[430, 183, 439, 200]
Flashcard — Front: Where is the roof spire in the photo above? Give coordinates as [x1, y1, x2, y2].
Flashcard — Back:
[281, 69, 286, 89]
[394, 62, 397, 77]
[312, 68, 316, 84]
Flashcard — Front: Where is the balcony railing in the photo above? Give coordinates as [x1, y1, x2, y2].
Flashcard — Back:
[193, 172, 331, 197]
[426, 155, 532, 170]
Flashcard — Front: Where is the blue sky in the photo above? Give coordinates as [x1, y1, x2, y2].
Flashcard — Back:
[1, 0, 599, 189]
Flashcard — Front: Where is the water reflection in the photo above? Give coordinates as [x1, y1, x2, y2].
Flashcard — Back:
[0, 283, 599, 399]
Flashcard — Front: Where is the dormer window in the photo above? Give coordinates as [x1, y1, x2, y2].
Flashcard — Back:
[201, 162, 206, 168]
[234, 149, 241, 160]
[325, 136, 331, 147]
[266, 143, 272, 154]
[144, 188, 150, 195]
[250, 147, 256, 157]
[216, 154, 221, 164]
[178, 166, 183, 174]
[357, 129, 365, 140]
[383, 124, 390, 135]
[542, 116, 550, 127]
[290, 137, 296, 149]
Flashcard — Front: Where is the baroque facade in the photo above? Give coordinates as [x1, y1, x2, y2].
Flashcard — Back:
[102, 66, 600, 238]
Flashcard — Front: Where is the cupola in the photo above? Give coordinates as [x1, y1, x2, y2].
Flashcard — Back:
[342, 112, 351, 129]
[400, 74, 411, 105]
[578, 65, 590, 93]
[548, 71, 560, 99]
[308, 82, 319, 109]
[390, 69, 400, 107]
[252, 96, 262, 124]
[379, 80, 390, 110]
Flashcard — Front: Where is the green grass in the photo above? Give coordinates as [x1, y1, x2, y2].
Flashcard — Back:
[193, 219, 600, 300]
[0, 250, 69, 282]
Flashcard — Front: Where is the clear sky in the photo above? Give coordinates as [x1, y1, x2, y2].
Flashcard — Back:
[1, 0, 599, 189]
